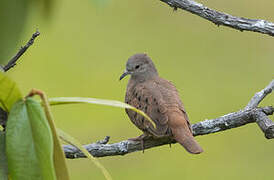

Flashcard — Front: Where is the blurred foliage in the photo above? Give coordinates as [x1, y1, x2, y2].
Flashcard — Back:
[6, 98, 56, 180]
[1, 0, 274, 180]
[58, 128, 112, 180]
[0, 71, 115, 179]
[0, 72, 22, 112]
[0, 0, 53, 64]
[49, 97, 156, 127]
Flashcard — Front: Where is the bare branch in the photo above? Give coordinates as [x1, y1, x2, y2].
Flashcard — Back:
[245, 80, 274, 110]
[254, 110, 274, 139]
[1, 30, 40, 72]
[96, 136, 110, 144]
[192, 106, 273, 136]
[159, 0, 274, 37]
[63, 79, 274, 159]
[64, 106, 273, 159]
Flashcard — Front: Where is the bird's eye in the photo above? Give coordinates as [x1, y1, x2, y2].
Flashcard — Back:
[135, 65, 140, 69]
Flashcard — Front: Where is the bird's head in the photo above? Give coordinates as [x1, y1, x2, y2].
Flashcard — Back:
[119, 53, 158, 81]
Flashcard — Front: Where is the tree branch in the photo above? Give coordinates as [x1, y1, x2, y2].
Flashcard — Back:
[0, 30, 40, 72]
[159, 0, 274, 37]
[63, 80, 274, 159]
[253, 110, 274, 139]
[245, 80, 274, 110]
[0, 30, 41, 129]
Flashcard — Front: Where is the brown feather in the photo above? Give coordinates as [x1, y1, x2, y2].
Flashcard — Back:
[122, 53, 203, 154]
[167, 111, 203, 154]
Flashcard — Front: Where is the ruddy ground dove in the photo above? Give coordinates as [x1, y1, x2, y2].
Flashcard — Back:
[119, 53, 203, 154]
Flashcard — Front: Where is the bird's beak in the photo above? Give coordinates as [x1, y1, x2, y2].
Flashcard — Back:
[119, 70, 130, 80]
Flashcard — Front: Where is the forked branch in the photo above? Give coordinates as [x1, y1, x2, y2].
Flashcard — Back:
[63, 80, 274, 159]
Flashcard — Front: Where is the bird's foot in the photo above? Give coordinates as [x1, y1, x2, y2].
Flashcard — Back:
[128, 134, 149, 153]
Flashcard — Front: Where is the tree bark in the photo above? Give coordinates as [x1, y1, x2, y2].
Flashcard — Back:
[63, 80, 274, 159]
[160, 0, 274, 37]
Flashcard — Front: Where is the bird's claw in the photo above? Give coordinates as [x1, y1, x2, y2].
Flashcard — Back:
[128, 134, 148, 153]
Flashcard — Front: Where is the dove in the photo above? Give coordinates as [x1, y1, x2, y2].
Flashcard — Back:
[120, 53, 203, 154]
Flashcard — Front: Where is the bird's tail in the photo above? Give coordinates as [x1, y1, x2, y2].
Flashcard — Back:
[172, 126, 203, 154]
[168, 112, 203, 154]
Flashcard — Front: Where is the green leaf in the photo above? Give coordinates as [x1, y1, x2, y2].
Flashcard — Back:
[6, 98, 56, 180]
[0, 131, 8, 180]
[49, 97, 156, 128]
[40, 96, 70, 180]
[57, 128, 112, 180]
[0, 72, 22, 112]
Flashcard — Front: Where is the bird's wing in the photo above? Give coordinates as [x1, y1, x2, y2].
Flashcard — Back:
[125, 80, 169, 136]
[155, 78, 193, 133]
[154, 78, 202, 154]
[125, 78, 203, 154]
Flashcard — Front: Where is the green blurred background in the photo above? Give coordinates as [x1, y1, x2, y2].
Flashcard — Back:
[1, 0, 273, 179]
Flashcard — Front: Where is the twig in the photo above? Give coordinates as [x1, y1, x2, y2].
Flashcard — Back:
[63, 80, 274, 159]
[2, 30, 40, 72]
[96, 136, 110, 144]
[0, 30, 40, 128]
[159, 0, 274, 37]
[245, 80, 274, 110]
[0, 107, 7, 128]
